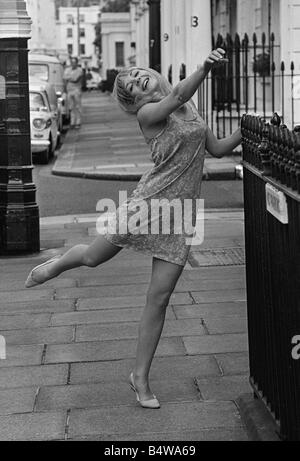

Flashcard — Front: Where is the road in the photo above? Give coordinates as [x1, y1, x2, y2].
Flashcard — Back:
[33, 157, 244, 218]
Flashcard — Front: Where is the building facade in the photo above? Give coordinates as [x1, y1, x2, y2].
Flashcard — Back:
[100, 12, 132, 78]
[130, 0, 212, 85]
[56, 5, 100, 68]
[211, 0, 300, 129]
[130, 0, 149, 69]
[26, 0, 57, 52]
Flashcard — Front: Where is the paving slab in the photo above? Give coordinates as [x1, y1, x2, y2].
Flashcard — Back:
[51, 307, 176, 327]
[0, 289, 54, 303]
[0, 411, 66, 441]
[183, 334, 248, 356]
[0, 387, 37, 415]
[181, 265, 246, 281]
[75, 319, 206, 342]
[0, 313, 51, 331]
[68, 401, 244, 438]
[173, 302, 247, 319]
[191, 290, 246, 304]
[175, 278, 246, 292]
[0, 364, 69, 389]
[203, 316, 248, 334]
[70, 355, 220, 385]
[0, 345, 44, 368]
[0, 300, 75, 315]
[78, 273, 151, 287]
[71, 427, 249, 441]
[77, 293, 193, 310]
[36, 378, 199, 411]
[196, 375, 252, 401]
[215, 352, 250, 376]
[1, 326, 74, 346]
[45, 337, 186, 364]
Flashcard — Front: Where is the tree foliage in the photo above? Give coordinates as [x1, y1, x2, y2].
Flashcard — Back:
[102, 0, 130, 12]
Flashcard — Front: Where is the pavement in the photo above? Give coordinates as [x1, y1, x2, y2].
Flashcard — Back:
[0, 209, 280, 441]
[52, 92, 242, 181]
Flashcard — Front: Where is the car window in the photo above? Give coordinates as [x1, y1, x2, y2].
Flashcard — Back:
[43, 92, 52, 110]
[29, 64, 49, 82]
[29, 92, 48, 111]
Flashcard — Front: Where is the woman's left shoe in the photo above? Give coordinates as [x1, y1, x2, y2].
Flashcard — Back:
[129, 372, 160, 409]
[25, 255, 61, 288]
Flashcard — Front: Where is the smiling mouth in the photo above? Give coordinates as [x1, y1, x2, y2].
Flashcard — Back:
[142, 77, 150, 90]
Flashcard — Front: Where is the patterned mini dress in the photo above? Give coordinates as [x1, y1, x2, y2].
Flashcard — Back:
[102, 102, 207, 266]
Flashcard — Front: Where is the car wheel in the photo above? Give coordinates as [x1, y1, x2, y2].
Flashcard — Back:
[56, 131, 62, 149]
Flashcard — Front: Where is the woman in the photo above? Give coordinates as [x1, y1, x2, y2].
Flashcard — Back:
[25, 48, 241, 409]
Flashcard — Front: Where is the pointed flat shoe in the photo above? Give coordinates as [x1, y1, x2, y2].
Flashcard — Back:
[25, 255, 61, 288]
[129, 372, 160, 409]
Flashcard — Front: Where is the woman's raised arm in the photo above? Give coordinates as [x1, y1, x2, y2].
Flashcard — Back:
[138, 49, 228, 127]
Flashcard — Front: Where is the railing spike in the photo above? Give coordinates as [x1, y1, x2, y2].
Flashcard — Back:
[235, 33, 241, 47]
[252, 32, 257, 44]
[281, 61, 285, 72]
[271, 113, 281, 126]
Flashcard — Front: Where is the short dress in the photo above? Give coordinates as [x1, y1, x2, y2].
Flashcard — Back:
[102, 102, 207, 266]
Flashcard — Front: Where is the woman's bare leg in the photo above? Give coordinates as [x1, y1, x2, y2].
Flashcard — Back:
[29, 235, 122, 284]
[133, 257, 184, 401]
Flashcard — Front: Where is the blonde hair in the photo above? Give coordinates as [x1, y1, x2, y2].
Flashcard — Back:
[113, 67, 173, 114]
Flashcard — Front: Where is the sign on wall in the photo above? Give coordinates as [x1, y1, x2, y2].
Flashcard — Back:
[266, 183, 289, 224]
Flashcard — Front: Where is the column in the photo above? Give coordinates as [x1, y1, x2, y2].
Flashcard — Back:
[280, 0, 300, 127]
[172, 0, 186, 85]
[0, 0, 40, 254]
[161, 0, 172, 80]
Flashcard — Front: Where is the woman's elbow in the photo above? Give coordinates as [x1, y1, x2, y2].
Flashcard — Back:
[206, 142, 223, 158]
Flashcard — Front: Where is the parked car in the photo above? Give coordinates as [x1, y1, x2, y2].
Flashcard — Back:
[86, 70, 102, 91]
[29, 81, 60, 164]
[29, 53, 70, 128]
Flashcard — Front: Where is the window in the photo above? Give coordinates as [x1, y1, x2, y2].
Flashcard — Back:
[67, 14, 73, 24]
[79, 14, 85, 23]
[67, 28, 73, 38]
[80, 28, 85, 37]
[29, 64, 49, 82]
[115, 42, 125, 67]
[68, 44, 73, 55]
[80, 44, 86, 55]
[29, 92, 47, 111]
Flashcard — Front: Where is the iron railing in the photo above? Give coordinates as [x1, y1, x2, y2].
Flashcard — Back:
[241, 113, 300, 441]
[198, 33, 300, 139]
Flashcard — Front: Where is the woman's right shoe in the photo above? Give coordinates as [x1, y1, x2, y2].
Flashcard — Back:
[129, 372, 160, 409]
[25, 255, 61, 288]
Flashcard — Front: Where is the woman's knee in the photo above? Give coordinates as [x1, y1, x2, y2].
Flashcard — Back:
[81, 247, 99, 267]
[146, 287, 173, 309]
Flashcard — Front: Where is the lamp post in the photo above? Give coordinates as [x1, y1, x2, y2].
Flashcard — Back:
[0, 0, 40, 254]
[147, 0, 161, 73]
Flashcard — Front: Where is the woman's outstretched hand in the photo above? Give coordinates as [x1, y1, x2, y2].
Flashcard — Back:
[204, 48, 229, 70]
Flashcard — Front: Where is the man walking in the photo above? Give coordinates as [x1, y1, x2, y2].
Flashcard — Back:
[64, 57, 83, 129]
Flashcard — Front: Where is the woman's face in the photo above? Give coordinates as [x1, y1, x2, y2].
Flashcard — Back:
[121, 68, 160, 100]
